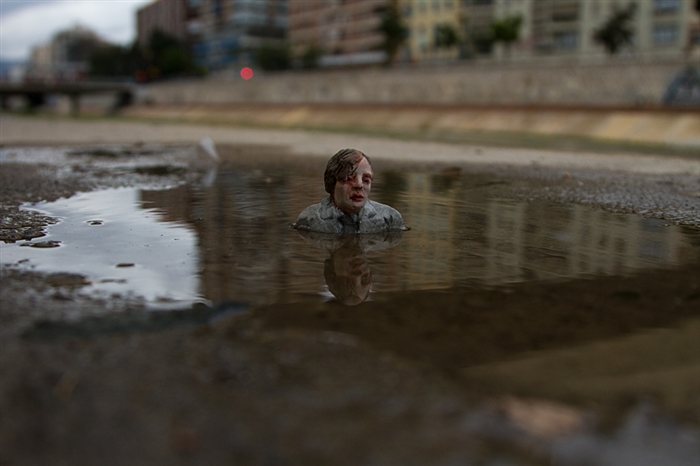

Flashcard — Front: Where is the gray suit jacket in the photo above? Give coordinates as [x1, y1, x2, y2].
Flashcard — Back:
[293, 197, 406, 234]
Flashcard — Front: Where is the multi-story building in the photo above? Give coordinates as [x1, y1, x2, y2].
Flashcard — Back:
[461, 0, 699, 60]
[399, 0, 462, 61]
[287, 0, 387, 66]
[136, 0, 697, 71]
[528, 0, 694, 58]
[137, 0, 287, 70]
[192, 0, 287, 69]
[29, 44, 53, 79]
[286, 0, 463, 66]
[27, 25, 105, 81]
[137, 0, 190, 47]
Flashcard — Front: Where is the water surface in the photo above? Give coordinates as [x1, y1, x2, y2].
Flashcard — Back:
[3, 148, 699, 465]
[2, 159, 697, 308]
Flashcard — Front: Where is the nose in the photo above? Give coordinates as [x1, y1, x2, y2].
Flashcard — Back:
[351, 174, 363, 188]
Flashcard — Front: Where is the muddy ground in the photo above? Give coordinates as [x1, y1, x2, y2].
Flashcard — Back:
[1, 117, 700, 465]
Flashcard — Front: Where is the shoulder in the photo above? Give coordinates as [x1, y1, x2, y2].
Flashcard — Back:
[366, 200, 403, 220]
[297, 201, 324, 218]
[363, 200, 405, 232]
[294, 198, 342, 233]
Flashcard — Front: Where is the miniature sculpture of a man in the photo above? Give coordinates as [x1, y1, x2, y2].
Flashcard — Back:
[293, 148, 406, 234]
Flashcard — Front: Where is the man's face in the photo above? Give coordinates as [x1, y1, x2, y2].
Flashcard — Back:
[333, 156, 372, 215]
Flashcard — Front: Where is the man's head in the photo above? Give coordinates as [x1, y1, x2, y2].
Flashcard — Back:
[324, 148, 373, 215]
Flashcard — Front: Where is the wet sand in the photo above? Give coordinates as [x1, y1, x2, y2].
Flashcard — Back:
[2, 114, 700, 465]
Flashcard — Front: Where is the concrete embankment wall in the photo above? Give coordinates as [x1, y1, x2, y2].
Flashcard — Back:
[130, 59, 699, 148]
[144, 59, 689, 106]
[123, 102, 699, 148]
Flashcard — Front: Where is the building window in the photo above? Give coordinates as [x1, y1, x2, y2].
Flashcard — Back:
[432, 0, 441, 10]
[552, 10, 578, 22]
[403, 5, 412, 16]
[654, 0, 680, 13]
[653, 25, 678, 45]
[231, 11, 267, 26]
[554, 31, 578, 50]
[327, 27, 340, 41]
[418, 28, 428, 52]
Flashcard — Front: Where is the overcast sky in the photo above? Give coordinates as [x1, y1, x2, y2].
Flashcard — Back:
[0, 0, 152, 61]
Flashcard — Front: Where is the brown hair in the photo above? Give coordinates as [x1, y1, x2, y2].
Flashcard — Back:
[324, 148, 371, 195]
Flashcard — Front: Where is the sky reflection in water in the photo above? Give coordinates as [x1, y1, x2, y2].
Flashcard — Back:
[1, 188, 200, 308]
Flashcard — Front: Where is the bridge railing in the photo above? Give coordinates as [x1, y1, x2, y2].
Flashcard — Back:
[0, 81, 137, 115]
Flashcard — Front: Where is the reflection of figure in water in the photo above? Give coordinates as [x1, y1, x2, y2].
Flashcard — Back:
[293, 148, 406, 234]
[325, 241, 372, 306]
[297, 231, 403, 305]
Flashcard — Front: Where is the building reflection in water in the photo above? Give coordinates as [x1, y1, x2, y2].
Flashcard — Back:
[399, 172, 689, 289]
[140, 164, 697, 306]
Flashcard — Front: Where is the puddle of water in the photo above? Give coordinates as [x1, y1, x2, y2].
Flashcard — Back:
[2, 160, 698, 308]
[1, 188, 201, 308]
[3, 148, 699, 464]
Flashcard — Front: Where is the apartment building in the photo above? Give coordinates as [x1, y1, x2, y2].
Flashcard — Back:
[137, 0, 287, 69]
[532, 0, 696, 58]
[27, 25, 105, 81]
[286, 0, 462, 65]
[287, 0, 387, 66]
[192, 0, 287, 69]
[399, 0, 462, 61]
[462, 0, 698, 60]
[138, 0, 697, 70]
[137, 0, 190, 47]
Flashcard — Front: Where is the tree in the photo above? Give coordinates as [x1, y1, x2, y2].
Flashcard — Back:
[594, 3, 637, 54]
[434, 23, 459, 50]
[378, 3, 408, 65]
[158, 47, 191, 75]
[53, 26, 103, 64]
[256, 43, 291, 71]
[471, 32, 494, 55]
[65, 36, 101, 63]
[144, 29, 193, 78]
[490, 14, 522, 56]
[301, 45, 324, 69]
[90, 44, 133, 77]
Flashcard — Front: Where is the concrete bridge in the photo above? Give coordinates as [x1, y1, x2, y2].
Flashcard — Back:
[0, 81, 136, 115]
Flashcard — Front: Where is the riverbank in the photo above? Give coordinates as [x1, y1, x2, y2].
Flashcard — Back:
[2, 113, 699, 173]
[122, 102, 700, 150]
